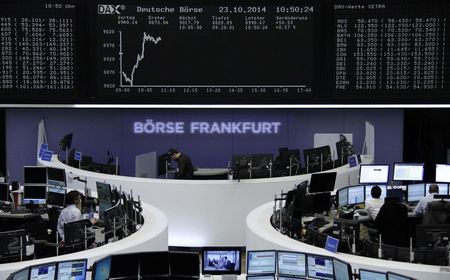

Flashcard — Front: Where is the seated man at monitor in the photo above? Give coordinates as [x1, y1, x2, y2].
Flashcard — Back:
[375, 197, 409, 247]
[168, 148, 194, 179]
[57, 190, 96, 244]
[364, 185, 384, 220]
[415, 183, 440, 215]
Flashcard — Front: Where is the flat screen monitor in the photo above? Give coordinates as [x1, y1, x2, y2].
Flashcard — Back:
[393, 163, 424, 182]
[303, 146, 333, 172]
[425, 183, 449, 195]
[252, 154, 274, 169]
[57, 259, 87, 280]
[47, 187, 66, 208]
[24, 166, 47, 184]
[435, 164, 450, 183]
[365, 185, 387, 200]
[277, 251, 306, 278]
[59, 133, 73, 151]
[9, 267, 29, 280]
[246, 276, 275, 280]
[247, 250, 276, 275]
[386, 189, 404, 202]
[47, 167, 66, 187]
[359, 269, 387, 280]
[313, 192, 331, 213]
[96, 182, 112, 203]
[347, 185, 365, 205]
[309, 172, 337, 193]
[92, 256, 111, 280]
[359, 165, 389, 184]
[306, 254, 334, 280]
[109, 253, 139, 279]
[332, 259, 351, 280]
[0, 183, 9, 202]
[407, 184, 425, 203]
[387, 272, 416, 280]
[139, 251, 170, 277]
[280, 149, 300, 168]
[23, 185, 47, 205]
[170, 251, 201, 277]
[202, 247, 241, 275]
[30, 263, 57, 280]
[337, 188, 348, 207]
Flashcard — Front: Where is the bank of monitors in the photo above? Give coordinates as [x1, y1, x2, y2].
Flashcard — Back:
[47, 186, 66, 208]
[109, 253, 140, 279]
[359, 269, 387, 280]
[406, 184, 425, 203]
[308, 172, 337, 193]
[435, 164, 450, 183]
[202, 247, 241, 275]
[247, 250, 276, 275]
[332, 259, 352, 280]
[393, 163, 424, 182]
[56, 259, 87, 280]
[139, 252, 170, 277]
[23, 185, 47, 205]
[47, 167, 66, 188]
[0, 183, 9, 202]
[24, 166, 48, 184]
[306, 254, 334, 280]
[359, 164, 390, 185]
[277, 251, 306, 278]
[29, 262, 57, 280]
[246, 276, 275, 280]
[170, 251, 201, 278]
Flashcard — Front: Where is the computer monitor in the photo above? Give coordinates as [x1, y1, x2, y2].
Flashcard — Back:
[47, 186, 66, 208]
[407, 184, 425, 203]
[246, 276, 275, 280]
[92, 256, 111, 280]
[332, 259, 352, 280]
[24, 166, 48, 184]
[309, 172, 337, 193]
[202, 247, 241, 275]
[313, 192, 331, 213]
[365, 185, 387, 200]
[359, 269, 387, 280]
[303, 146, 333, 173]
[232, 154, 252, 179]
[393, 163, 424, 182]
[247, 250, 276, 275]
[64, 219, 89, 247]
[57, 259, 87, 280]
[47, 167, 66, 188]
[96, 182, 112, 203]
[386, 271, 416, 280]
[386, 189, 404, 202]
[277, 251, 306, 278]
[359, 164, 390, 184]
[280, 149, 300, 169]
[337, 188, 348, 207]
[252, 154, 274, 169]
[23, 185, 47, 205]
[416, 224, 450, 248]
[306, 254, 334, 280]
[29, 262, 57, 280]
[435, 164, 450, 183]
[0, 183, 9, 202]
[109, 253, 139, 279]
[336, 139, 352, 166]
[139, 252, 170, 277]
[0, 229, 27, 262]
[347, 185, 365, 205]
[8, 267, 29, 280]
[425, 183, 449, 195]
[332, 218, 360, 244]
[170, 251, 201, 277]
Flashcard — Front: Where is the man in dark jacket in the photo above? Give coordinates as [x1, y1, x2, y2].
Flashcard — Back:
[168, 148, 194, 179]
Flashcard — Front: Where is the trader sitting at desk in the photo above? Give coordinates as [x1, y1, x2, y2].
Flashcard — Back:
[57, 190, 96, 244]
[168, 148, 194, 179]
[414, 183, 440, 215]
[364, 185, 384, 220]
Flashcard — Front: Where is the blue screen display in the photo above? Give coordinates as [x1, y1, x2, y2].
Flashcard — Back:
[94, 257, 111, 280]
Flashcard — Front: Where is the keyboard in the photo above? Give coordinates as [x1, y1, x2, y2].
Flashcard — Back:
[10, 208, 31, 214]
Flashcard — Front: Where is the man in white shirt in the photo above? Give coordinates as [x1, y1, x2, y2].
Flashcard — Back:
[365, 185, 384, 220]
[57, 190, 83, 242]
[414, 184, 440, 215]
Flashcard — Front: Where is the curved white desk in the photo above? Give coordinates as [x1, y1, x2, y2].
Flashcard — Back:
[39, 155, 372, 247]
[246, 202, 450, 280]
[0, 202, 168, 279]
